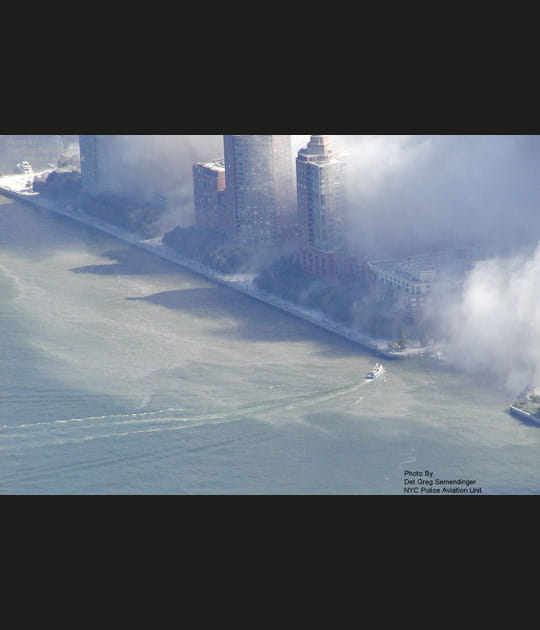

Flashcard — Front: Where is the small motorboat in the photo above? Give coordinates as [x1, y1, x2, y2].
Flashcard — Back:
[365, 363, 384, 380]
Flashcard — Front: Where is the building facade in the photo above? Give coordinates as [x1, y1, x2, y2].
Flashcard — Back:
[296, 135, 357, 279]
[367, 249, 474, 322]
[79, 135, 116, 197]
[192, 160, 231, 236]
[223, 135, 295, 246]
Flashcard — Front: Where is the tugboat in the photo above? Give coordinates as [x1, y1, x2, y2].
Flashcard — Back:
[365, 363, 384, 381]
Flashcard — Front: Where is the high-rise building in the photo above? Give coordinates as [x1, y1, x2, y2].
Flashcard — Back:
[223, 135, 295, 246]
[79, 135, 116, 196]
[192, 160, 232, 236]
[296, 135, 357, 279]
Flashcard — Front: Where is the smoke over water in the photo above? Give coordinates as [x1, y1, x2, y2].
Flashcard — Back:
[438, 245, 540, 393]
[96, 135, 540, 392]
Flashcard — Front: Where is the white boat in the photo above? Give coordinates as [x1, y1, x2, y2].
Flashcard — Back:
[365, 363, 384, 380]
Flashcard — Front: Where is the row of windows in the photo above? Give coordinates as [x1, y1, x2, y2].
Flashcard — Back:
[376, 274, 430, 295]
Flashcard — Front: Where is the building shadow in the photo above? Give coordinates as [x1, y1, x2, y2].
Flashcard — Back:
[71, 247, 184, 276]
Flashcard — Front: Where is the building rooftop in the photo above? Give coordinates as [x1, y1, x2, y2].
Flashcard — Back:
[195, 159, 225, 172]
[297, 134, 343, 166]
[368, 248, 475, 285]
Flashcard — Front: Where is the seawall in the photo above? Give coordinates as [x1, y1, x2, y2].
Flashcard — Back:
[0, 186, 428, 359]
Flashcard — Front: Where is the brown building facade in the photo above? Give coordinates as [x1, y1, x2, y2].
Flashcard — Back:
[192, 160, 233, 236]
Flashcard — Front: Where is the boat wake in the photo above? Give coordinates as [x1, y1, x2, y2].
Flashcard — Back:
[1, 374, 385, 489]
[1, 379, 373, 451]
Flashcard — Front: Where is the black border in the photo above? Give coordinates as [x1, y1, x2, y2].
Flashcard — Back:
[2, 62, 538, 136]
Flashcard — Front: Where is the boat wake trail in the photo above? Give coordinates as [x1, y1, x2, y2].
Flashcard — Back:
[1, 379, 382, 488]
[1, 379, 371, 451]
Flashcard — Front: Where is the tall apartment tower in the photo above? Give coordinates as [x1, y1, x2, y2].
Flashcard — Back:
[296, 135, 356, 279]
[192, 159, 232, 236]
[223, 135, 295, 246]
[79, 135, 115, 196]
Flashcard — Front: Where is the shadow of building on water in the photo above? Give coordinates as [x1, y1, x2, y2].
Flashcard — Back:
[126, 286, 369, 358]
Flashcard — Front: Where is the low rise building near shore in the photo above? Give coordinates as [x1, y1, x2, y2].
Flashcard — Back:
[367, 248, 475, 322]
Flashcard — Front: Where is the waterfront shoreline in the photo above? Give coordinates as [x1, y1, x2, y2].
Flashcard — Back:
[0, 185, 429, 359]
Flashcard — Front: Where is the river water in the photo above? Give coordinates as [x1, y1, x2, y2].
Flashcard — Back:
[1, 194, 539, 494]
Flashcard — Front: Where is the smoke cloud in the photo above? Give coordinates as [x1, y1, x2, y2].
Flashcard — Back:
[92, 135, 540, 259]
[88, 135, 540, 392]
[317, 134, 540, 393]
[327, 134, 540, 259]
[435, 245, 540, 394]
[95, 135, 223, 230]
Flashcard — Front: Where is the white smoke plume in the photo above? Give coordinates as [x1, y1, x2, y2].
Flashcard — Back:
[95, 135, 540, 259]
[95, 135, 223, 229]
[294, 135, 540, 392]
[88, 134, 540, 392]
[437, 245, 540, 393]
[332, 134, 540, 259]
